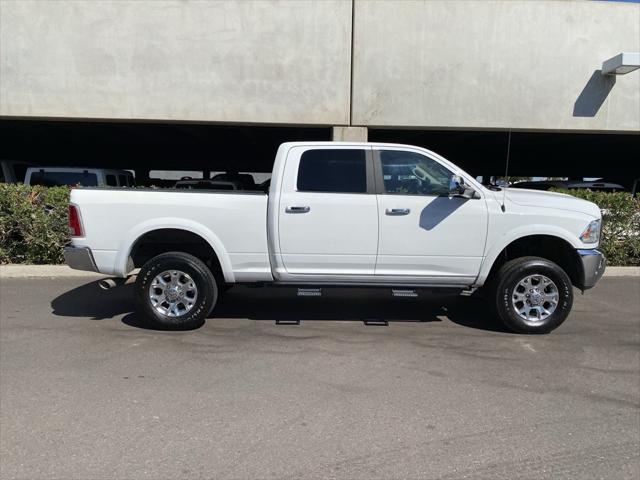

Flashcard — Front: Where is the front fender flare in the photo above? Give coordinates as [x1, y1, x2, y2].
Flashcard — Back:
[476, 225, 583, 286]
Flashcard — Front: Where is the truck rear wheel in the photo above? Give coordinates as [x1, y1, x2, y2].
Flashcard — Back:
[135, 252, 218, 330]
[493, 256, 573, 334]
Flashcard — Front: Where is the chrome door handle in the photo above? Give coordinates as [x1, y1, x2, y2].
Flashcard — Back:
[285, 206, 310, 214]
[385, 208, 410, 216]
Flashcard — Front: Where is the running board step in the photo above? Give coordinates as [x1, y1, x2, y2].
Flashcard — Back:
[276, 319, 300, 326]
[297, 288, 322, 297]
[392, 289, 418, 298]
[363, 320, 389, 326]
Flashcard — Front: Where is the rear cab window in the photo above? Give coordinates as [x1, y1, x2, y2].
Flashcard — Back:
[297, 149, 367, 193]
[29, 171, 99, 187]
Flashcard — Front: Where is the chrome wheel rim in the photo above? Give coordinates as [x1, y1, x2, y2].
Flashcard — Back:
[511, 274, 559, 322]
[149, 270, 198, 317]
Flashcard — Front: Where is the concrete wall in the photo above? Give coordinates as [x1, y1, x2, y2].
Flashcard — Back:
[1, 0, 639, 132]
[353, 0, 640, 132]
[0, 0, 351, 124]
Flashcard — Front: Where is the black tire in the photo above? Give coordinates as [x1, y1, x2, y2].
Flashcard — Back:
[135, 251, 218, 330]
[493, 256, 573, 334]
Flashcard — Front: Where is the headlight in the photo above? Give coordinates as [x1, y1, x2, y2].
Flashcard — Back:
[580, 219, 601, 244]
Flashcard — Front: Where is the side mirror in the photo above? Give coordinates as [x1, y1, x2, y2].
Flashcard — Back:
[449, 175, 476, 199]
[449, 175, 466, 195]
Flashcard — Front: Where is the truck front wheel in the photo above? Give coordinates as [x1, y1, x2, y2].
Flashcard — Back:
[493, 256, 573, 334]
[135, 252, 218, 330]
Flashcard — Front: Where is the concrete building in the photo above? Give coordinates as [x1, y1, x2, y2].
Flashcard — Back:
[1, 0, 639, 183]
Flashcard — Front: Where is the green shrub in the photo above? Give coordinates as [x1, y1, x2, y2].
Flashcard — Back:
[0, 184, 70, 264]
[550, 189, 640, 266]
[1, 184, 638, 266]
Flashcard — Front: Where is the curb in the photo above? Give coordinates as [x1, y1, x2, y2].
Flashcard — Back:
[1, 264, 639, 279]
[0, 265, 107, 279]
[602, 266, 639, 277]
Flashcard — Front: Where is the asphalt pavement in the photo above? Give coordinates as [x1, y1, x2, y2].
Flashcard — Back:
[1, 276, 639, 479]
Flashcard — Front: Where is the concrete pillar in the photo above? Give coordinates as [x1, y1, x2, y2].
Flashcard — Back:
[332, 126, 368, 142]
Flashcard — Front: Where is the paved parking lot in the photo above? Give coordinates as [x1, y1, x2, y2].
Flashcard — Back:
[1, 276, 639, 479]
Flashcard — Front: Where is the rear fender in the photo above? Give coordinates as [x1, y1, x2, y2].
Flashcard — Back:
[115, 218, 234, 282]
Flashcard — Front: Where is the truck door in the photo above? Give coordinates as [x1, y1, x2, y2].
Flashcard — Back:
[374, 148, 488, 283]
[277, 146, 378, 276]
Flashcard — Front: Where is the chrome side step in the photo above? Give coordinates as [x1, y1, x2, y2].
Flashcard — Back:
[297, 288, 322, 297]
[276, 319, 300, 326]
[363, 319, 389, 326]
[391, 289, 418, 298]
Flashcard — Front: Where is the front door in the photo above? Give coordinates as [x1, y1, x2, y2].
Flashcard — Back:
[277, 146, 378, 276]
[374, 148, 488, 283]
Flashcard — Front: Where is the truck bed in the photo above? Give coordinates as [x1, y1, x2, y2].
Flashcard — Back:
[70, 188, 270, 279]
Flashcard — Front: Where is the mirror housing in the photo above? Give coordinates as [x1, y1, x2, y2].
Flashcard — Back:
[449, 175, 465, 195]
[449, 175, 477, 199]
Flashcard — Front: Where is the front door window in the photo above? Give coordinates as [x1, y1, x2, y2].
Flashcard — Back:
[380, 150, 453, 196]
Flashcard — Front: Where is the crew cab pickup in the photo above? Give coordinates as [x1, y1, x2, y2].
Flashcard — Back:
[64, 142, 606, 333]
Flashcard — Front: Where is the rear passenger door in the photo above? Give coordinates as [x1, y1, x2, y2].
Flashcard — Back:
[277, 146, 378, 277]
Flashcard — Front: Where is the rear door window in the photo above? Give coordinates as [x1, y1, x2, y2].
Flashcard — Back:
[297, 149, 367, 193]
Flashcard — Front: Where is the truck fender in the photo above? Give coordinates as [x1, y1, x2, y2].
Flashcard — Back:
[114, 217, 234, 282]
[476, 224, 583, 287]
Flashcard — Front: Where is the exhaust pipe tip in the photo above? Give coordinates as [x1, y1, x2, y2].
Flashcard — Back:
[98, 278, 118, 290]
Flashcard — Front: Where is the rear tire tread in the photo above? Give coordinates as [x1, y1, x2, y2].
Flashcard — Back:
[134, 251, 218, 330]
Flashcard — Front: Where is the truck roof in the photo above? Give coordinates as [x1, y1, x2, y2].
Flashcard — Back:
[280, 141, 425, 149]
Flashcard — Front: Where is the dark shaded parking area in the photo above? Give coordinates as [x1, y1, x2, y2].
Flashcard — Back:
[1, 276, 639, 478]
[2, 119, 639, 189]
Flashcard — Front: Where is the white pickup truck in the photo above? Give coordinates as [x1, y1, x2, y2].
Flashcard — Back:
[64, 142, 605, 333]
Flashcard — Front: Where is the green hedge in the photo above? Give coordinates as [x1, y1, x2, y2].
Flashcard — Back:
[550, 189, 640, 266]
[1, 184, 639, 266]
[0, 184, 71, 264]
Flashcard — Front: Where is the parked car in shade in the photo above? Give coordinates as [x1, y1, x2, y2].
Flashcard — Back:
[511, 179, 626, 192]
[25, 167, 135, 187]
[211, 171, 257, 190]
[0, 160, 38, 183]
[174, 179, 239, 190]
